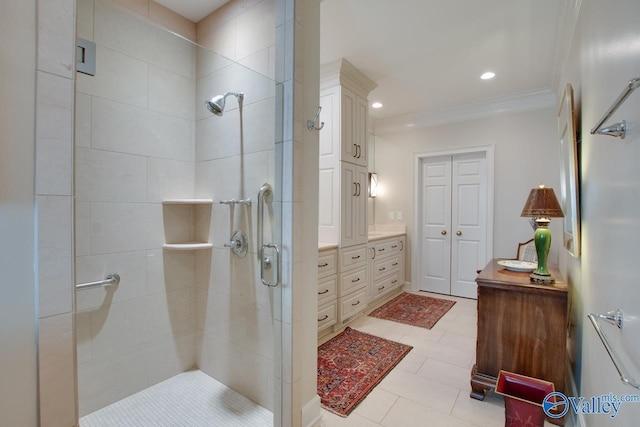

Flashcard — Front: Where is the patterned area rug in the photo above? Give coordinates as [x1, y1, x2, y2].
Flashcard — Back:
[368, 292, 456, 329]
[317, 327, 412, 417]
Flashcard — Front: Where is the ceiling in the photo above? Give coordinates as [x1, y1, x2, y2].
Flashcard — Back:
[154, 0, 229, 22]
[320, 0, 569, 131]
[155, 0, 569, 131]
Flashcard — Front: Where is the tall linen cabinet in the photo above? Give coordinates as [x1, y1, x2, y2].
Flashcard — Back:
[318, 58, 377, 326]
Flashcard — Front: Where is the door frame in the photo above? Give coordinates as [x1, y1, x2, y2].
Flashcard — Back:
[411, 145, 494, 293]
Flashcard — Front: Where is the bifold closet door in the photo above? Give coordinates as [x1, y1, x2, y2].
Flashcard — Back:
[420, 153, 487, 298]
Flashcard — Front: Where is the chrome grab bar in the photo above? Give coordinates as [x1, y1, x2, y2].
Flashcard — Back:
[588, 309, 640, 390]
[257, 183, 272, 262]
[76, 274, 120, 291]
[257, 183, 279, 287]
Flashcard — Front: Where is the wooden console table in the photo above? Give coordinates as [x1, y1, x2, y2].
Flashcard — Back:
[470, 258, 568, 402]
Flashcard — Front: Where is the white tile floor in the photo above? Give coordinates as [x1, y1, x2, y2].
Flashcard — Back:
[318, 291, 556, 427]
[79, 370, 272, 427]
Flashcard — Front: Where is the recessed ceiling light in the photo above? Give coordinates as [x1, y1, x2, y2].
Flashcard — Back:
[480, 72, 495, 80]
[371, 102, 383, 109]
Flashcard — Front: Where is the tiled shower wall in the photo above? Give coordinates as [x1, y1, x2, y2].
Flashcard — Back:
[74, 0, 198, 416]
[193, 0, 278, 411]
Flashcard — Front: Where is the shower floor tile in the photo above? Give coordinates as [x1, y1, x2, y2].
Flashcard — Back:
[80, 370, 272, 427]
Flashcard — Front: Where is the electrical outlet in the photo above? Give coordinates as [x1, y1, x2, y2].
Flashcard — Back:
[388, 211, 395, 220]
[397, 211, 403, 220]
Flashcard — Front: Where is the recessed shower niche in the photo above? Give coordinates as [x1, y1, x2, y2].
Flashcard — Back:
[162, 199, 213, 250]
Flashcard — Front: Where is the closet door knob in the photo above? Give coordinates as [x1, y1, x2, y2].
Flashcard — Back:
[441, 230, 447, 235]
[456, 230, 462, 236]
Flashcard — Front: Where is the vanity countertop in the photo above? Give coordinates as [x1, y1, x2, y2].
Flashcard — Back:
[318, 231, 406, 250]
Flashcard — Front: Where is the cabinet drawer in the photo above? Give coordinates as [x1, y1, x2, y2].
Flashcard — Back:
[370, 273, 402, 299]
[340, 245, 368, 271]
[340, 267, 367, 296]
[317, 301, 337, 331]
[373, 254, 401, 281]
[317, 276, 337, 306]
[372, 238, 403, 258]
[318, 249, 338, 278]
[340, 288, 367, 320]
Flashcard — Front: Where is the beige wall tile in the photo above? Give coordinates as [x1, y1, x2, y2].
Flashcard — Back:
[146, 158, 195, 202]
[35, 72, 73, 196]
[148, 288, 193, 340]
[146, 249, 195, 295]
[77, 0, 95, 41]
[195, 112, 242, 161]
[91, 97, 194, 161]
[37, 196, 73, 318]
[90, 298, 151, 358]
[76, 202, 92, 256]
[148, 65, 196, 120]
[76, 148, 148, 203]
[90, 202, 163, 254]
[37, 0, 74, 78]
[236, 0, 275, 61]
[76, 45, 148, 108]
[238, 47, 270, 79]
[75, 93, 92, 148]
[149, 1, 196, 41]
[146, 331, 196, 385]
[77, 345, 148, 416]
[112, 0, 149, 17]
[38, 313, 76, 427]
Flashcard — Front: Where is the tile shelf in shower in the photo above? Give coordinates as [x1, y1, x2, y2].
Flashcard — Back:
[163, 242, 213, 251]
[162, 199, 213, 250]
[162, 199, 214, 205]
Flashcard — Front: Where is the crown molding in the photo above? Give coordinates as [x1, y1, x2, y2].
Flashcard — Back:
[373, 89, 557, 135]
[320, 58, 377, 98]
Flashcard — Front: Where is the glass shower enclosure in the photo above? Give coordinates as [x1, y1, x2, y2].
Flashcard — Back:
[74, 0, 282, 424]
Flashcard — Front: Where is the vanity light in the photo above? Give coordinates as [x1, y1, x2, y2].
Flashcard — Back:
[371, 102, 383, 109]
[481, 71, 496, 80]
[368, 173, 378, 198]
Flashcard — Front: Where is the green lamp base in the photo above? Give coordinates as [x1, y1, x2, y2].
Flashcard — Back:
[530, 218, 555, 285]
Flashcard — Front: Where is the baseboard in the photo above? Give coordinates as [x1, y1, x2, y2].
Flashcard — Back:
[302, 394, 322, 427]
[566, 358, 586, 427]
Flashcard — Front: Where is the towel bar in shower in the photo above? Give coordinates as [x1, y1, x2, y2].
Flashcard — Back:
[590, 77, 640, 139]
[588, 309, 640, 390]
[76, 274, 120, 290]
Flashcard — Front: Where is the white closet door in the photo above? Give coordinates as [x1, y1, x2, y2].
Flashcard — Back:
[451, 152, 487, 298]
[419, 152, 488, 298]
[420, 156, 452, 294]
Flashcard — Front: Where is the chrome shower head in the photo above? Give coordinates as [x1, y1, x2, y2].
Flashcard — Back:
[205, 91, 244, 116]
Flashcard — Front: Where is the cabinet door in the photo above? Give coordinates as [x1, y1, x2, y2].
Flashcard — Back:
[340, 163, 368, 247]
[340, 163, 357, 247]
[354, 95, 368, 166]
[340, 87, 358, 163]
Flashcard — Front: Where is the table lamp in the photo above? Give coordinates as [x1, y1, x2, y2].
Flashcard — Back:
[520, 185, 564, 284]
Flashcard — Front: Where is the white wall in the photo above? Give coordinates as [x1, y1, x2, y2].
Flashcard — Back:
[0, 2, 38, 425]
[558, 0, 640, 425]
[373, 108, 561, 284]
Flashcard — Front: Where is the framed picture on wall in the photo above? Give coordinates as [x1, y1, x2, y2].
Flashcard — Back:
[558, 83, 581, 258]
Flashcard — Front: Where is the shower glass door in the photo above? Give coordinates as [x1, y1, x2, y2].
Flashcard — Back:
[74, 0, 282, 425]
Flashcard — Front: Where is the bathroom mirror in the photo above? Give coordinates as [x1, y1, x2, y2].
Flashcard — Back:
[558, 83, 581, 258]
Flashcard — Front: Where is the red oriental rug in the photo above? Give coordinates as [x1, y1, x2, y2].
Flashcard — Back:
[317, 327, 412, 417]
[368, 292, 456, 329]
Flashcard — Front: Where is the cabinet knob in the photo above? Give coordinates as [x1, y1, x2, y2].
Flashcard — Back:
[441, 230, 447, 235]
[456, 230, 462, 236]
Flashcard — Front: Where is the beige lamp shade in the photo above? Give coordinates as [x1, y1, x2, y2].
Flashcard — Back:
[520, 186, 564, 218]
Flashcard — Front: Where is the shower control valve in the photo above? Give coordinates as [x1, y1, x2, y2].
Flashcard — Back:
[224, 229, 248, 258]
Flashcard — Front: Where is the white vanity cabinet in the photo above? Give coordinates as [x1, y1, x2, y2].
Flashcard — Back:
[368, 236, 406, 302]
[317, 247, 338, 333]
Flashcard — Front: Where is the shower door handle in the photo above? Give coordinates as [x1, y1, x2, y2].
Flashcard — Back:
[261, 243, 280, 287]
